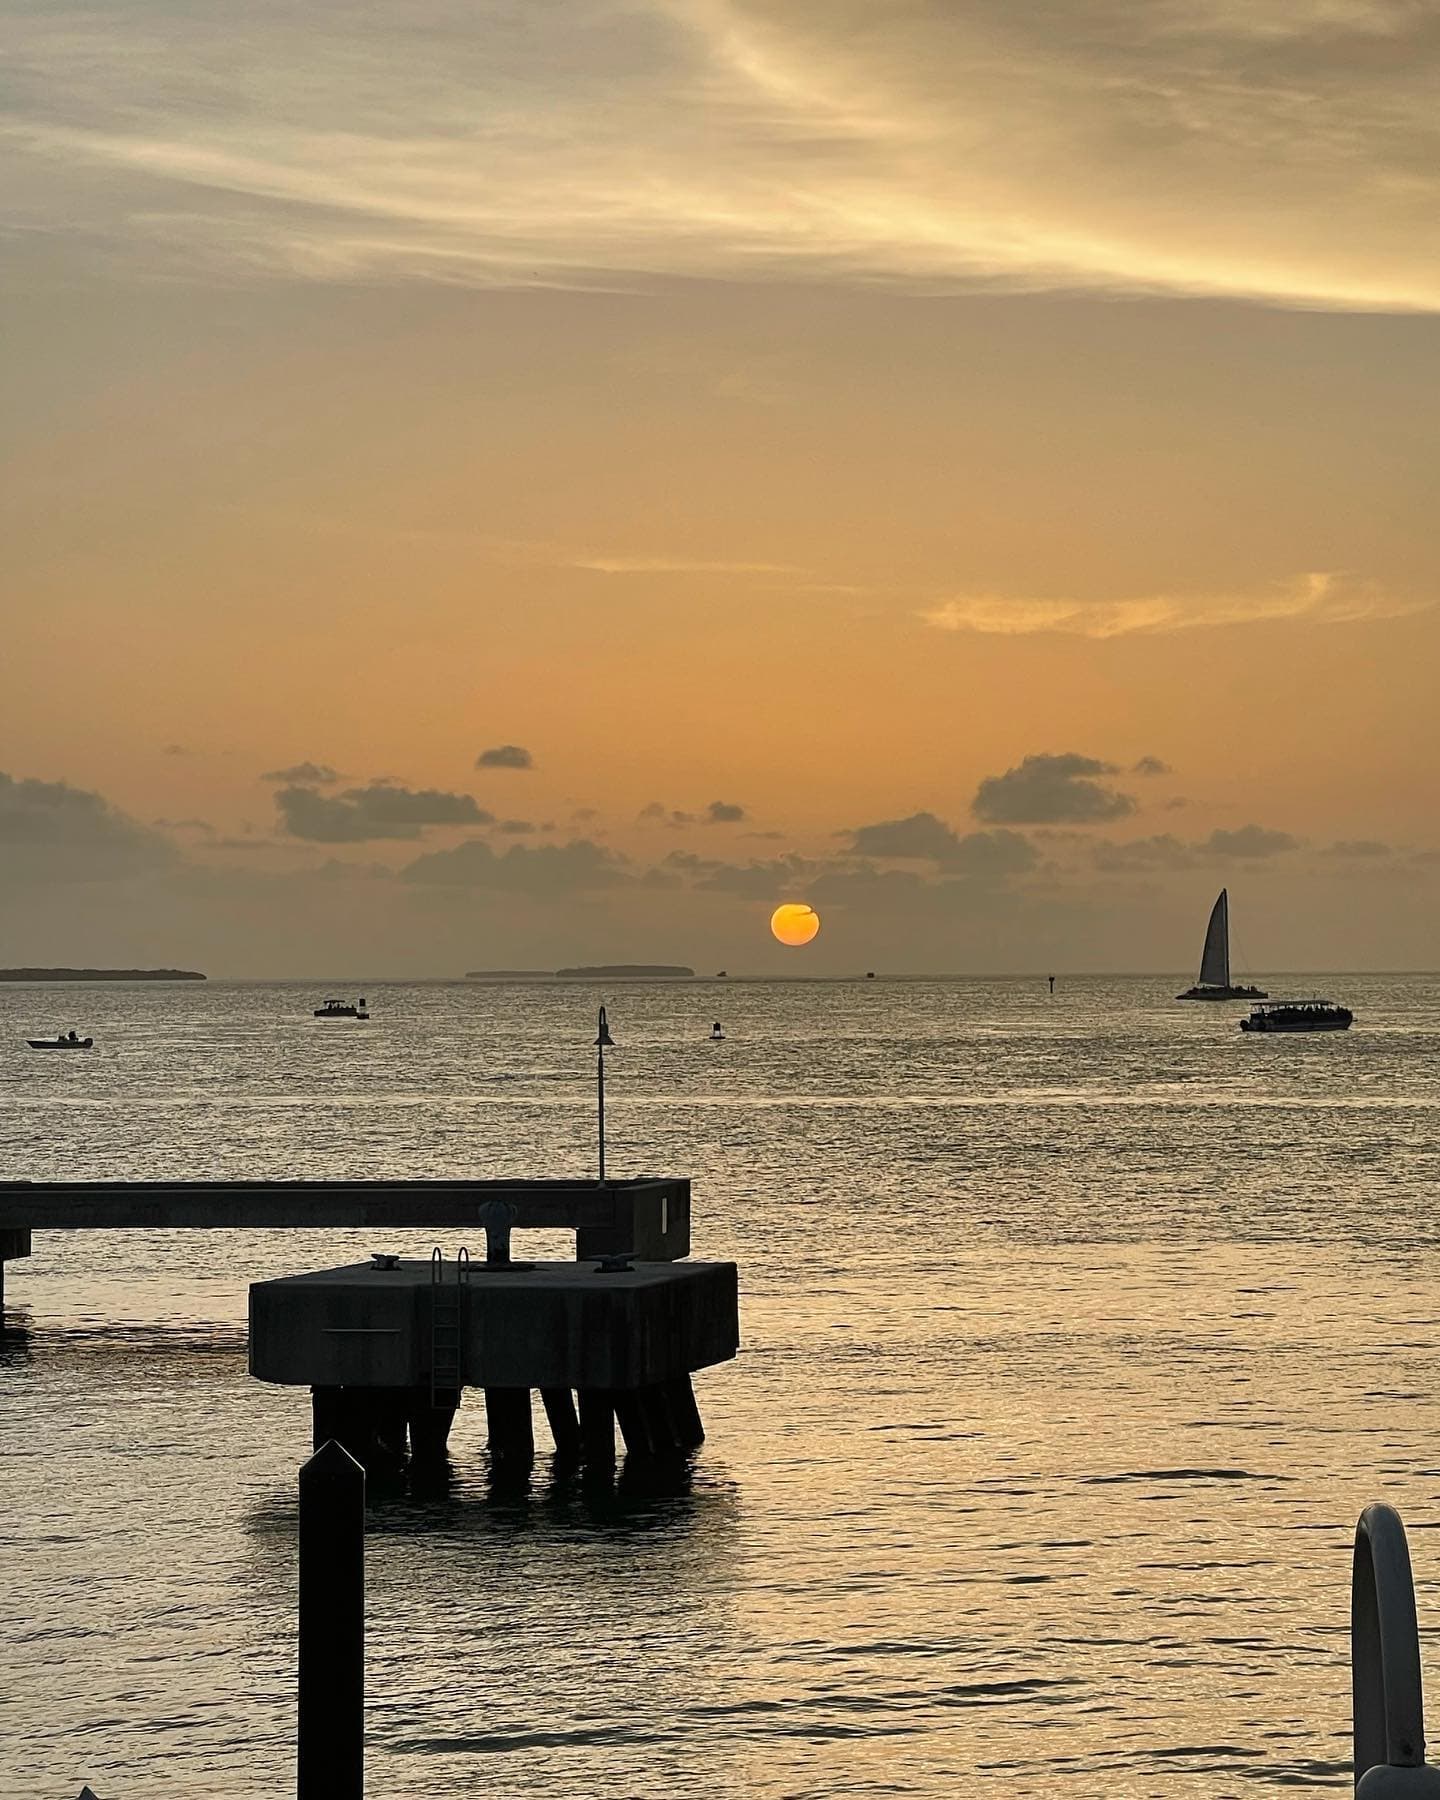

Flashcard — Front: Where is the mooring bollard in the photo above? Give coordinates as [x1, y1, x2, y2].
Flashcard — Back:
[1352, 1503, 1440, 1795]
[478, 1198, 533, 1271]
[298, 1439, 365, 1800]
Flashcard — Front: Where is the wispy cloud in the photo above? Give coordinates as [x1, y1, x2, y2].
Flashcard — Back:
[571, 555, 804, 576]
[6, 0, 1440, 308]
[921, 573, 1429, 639]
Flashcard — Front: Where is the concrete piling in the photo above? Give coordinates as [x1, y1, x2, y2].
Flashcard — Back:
[310, 1386, 343, 1453]
[298, 1440, 364, 1800]
[664, 1374, 705, 1448]
[484, 1387, 534, 1460]
[310, 1371, 699, 1468]
[639, 1385, 681, 1455]
[310, 1386, 411, 1464]
[540, 1387, 582, 1457]
[371, 1389, 409, 1460]
[612, 1390, 650, 1457]
[577, 1390, 616, 1463]
[0, 1228, 31, 1317]
[406, 1386, 457, 1462]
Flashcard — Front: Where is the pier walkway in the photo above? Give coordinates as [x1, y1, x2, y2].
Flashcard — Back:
[0, 1176, 690, 1307]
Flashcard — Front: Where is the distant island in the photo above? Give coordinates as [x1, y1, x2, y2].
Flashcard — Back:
[0, 967, 206, 982]
[556, 965, 695, 979]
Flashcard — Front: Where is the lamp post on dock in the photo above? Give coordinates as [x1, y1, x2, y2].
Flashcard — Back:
[595, 1005, 615, 1183]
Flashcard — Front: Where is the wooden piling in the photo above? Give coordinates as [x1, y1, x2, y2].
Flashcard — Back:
[540, 1387, 582, 1457]
[298, 1440, 364, 1800]
[484, 1387, 534, 1460]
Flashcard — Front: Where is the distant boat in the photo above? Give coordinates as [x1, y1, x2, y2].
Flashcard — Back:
[315, 997, 369, 1019]
[1241, 999, 1352, 1033]
[710, 1021, 725, 1041]
[28, 1033, 93, 1050]
[1176, 890, 1267, 1001]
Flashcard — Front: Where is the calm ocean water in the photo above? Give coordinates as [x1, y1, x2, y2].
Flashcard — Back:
[3, 974, 1440, 1798]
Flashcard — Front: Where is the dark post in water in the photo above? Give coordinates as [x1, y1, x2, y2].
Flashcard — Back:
[298, 1439, 365, 1799]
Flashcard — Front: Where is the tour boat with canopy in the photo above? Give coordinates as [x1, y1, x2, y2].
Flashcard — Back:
[1240, 999, 1352, 1033]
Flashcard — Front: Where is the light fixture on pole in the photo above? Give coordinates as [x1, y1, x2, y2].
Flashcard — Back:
[595, 1005, 615, 1183]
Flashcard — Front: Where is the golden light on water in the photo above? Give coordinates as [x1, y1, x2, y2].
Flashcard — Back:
[770, 902, 820, 947]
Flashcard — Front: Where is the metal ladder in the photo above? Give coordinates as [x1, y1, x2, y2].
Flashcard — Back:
[428, 1246, 470, 1407]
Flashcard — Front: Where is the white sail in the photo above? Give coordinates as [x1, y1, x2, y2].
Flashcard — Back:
[1198, 889, 1230, 989]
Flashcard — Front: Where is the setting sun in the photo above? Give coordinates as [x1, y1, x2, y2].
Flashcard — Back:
[770, 903, 820, 947]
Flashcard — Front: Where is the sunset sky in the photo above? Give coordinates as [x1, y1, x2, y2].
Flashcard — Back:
[3, 0, 1437, 975]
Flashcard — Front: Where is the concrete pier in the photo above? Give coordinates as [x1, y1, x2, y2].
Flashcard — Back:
[0, 1228, 30, 1315]
[0, 1176, 688, 1247]
[0, 1178, 689, 1319]
[250, 1255, 738, 1464]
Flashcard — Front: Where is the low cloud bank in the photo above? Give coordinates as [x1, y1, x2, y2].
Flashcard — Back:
[401, 837, 627, 892]
[0, 771, 174, 880]
[276, 783, 493, 842]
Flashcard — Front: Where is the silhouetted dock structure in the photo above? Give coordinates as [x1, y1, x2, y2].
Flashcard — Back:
[253, 1247, 736, 1466]
[0, 1177, 690, 1305]
[0, 1176, 740, 1465]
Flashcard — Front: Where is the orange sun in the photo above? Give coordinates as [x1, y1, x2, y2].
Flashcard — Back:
[770, 902, 820, 947]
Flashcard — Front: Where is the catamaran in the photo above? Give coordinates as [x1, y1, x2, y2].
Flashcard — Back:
[1176, 889, 1267, 1001]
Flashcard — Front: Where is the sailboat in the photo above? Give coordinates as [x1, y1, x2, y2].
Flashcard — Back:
[1176, 889, 1267, 1001]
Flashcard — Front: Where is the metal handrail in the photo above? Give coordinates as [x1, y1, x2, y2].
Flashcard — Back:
[1353, 1504, 1440, 1794]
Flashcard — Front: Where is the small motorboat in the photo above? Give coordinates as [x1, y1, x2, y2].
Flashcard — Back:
[709, 1021, 725, 1041]
[1240, 999, 1352, 1033]
[315, 997, 369, 1020]
[28, 1032, 93, 1050]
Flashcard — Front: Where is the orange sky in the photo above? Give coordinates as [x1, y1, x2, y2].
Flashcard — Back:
[2, 4, 1437, 974]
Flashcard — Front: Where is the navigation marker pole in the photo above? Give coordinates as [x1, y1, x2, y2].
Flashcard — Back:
[595, 1005, 615, 1183]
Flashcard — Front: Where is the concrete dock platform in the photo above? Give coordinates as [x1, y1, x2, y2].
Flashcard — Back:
[250, 1255, 739, 1466]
